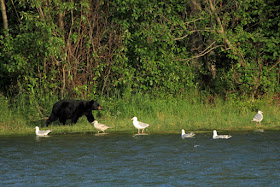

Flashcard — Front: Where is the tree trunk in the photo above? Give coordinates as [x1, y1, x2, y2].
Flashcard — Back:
[208, 0, 246, 67]
[0, 0, 8, 35]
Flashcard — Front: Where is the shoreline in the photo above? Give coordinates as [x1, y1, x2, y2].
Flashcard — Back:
[1, 123, 279, 136]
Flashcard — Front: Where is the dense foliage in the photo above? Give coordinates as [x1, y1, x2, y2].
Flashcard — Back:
[1, 0, 280, 102]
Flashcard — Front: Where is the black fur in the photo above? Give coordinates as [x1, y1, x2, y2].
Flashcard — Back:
[46, 99, 102, 126]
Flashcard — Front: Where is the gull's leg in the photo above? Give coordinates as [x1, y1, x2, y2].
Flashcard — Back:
[142, 129, 144, 134]
[138, 129, 140, 134]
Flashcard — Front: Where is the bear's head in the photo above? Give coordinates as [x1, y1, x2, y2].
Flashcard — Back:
[88, 100, 102, 110]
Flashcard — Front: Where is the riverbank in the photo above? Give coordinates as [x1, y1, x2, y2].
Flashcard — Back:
[1, 93, 280, 135]
[2, 125, 280, 136]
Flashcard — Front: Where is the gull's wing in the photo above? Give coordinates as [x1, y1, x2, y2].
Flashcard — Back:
[138, 121, 150, 128]
[253, 113, 263, 121]
[98, 123, 110, 129]
[215, 135, 231, 139]
[37, 130, 52, 136]
[182, 132, 195, 138]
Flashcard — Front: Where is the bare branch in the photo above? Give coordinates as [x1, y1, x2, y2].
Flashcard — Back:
[269, 58, 280, 71]
[174, 44, 224, 62]
[173, 34, 189, 41]
[200, 41, 216, 54]
[183, 18, 205, 25]
[173, 29, 214, 41]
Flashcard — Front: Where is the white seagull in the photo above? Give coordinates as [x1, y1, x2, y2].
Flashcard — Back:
[93, 120, 110, 133]
[252, 110, 263, 126]
[131, 116, 150, 134]
[213, 130, 231, 139]
[35, 126, 52, 136]
[181, 129, 195, 139]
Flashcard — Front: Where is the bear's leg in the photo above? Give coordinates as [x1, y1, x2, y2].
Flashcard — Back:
[46, 113, 58, 127]
[71, 116, 79, 125]
[59, 117, 67, 125]
[85, 112, 95, 123]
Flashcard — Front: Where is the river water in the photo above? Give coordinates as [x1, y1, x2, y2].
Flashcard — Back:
[1, 131, 280, 186]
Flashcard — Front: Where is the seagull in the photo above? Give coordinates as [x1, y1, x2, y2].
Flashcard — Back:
[35, 126, 52, 136]
[131, 116, 150, 134]
[92, 120, 110, 133]
[213, 130, 231, 139]
[252, 110, 263, 126]
[181, 129, 195, 139]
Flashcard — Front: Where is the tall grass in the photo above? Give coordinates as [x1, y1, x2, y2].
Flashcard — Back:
[1, 92, 280, 135]
[98, 92, 280, 133]
[0, 95, 32, 135]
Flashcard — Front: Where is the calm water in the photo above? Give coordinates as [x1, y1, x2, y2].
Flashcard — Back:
[1, 131, 280, 186]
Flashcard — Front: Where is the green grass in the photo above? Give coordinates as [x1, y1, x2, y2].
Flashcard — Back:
[1, 93, 280, 136]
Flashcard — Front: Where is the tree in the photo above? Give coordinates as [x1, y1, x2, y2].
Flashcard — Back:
[0, 0, 279, 102]
[0, 0, 8, 34]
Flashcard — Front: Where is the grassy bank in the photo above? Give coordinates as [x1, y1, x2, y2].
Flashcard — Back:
[1, 93, 280, 136]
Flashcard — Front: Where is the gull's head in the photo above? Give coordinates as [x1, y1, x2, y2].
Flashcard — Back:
[35, 126, 39, 130]
[93, 120, 98, 124]
[131, 116, 137, 121]
[258, 110, 263, 114]
[213, 130, 218, 137]
[181, 129, 186, 135]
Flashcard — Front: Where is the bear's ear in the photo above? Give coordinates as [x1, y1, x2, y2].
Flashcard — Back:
[90, 100, 98, 105]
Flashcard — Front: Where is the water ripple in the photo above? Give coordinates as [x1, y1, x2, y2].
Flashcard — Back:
[1, 132, 280, 186]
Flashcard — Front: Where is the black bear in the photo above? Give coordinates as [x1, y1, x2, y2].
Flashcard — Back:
[46, 99, 102, 126]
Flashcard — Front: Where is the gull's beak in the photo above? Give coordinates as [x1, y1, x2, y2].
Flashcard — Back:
[131, 118, 133, 120]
